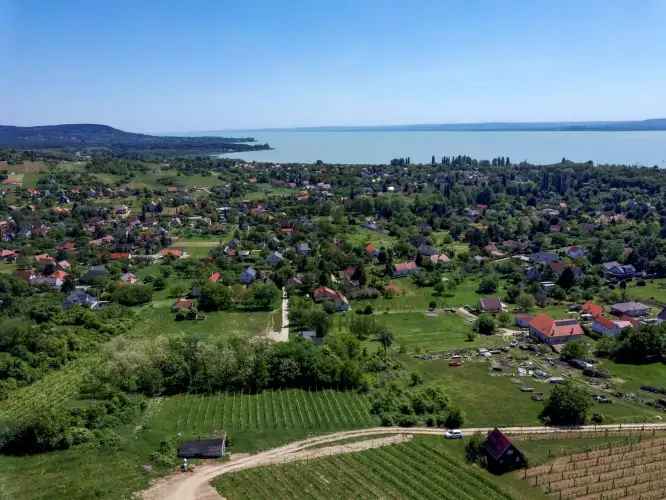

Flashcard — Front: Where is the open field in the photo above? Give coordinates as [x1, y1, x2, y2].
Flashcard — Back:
[167, 238, 223, 258]
[373, 311, 505, 352]
[354, 276, 492, 313]
[131, 305, 277, 340]
[344, 226, 397, 248]
[625, 278, 666, 305]
[214, 436, 517, 500]
[407, 358, 661, 427]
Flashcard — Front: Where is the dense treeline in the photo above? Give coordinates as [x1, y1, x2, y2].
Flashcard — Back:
[89, 332, 370, 396]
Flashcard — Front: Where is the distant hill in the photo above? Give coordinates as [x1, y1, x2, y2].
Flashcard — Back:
[0, 124, 269, 154]
[261, 118, 666, 133]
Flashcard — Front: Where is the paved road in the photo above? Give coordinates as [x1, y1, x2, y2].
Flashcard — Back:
[140, 423, 666, 500]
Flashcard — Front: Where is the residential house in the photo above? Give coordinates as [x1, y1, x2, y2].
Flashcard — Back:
[120, 272, 138, 284]
[530, 252, 559, 265]
[63, 290, 98, 309]
[0, 249, 17, 261]
[172, 298, 194, 311]
[565, 246, 587, 259]
[515, 314, 533, 328]
[160, 247, 185, 259]
[208, 272, 221, 283]
[602, 261, 636, 280]
[296, 242, 311, 256]
[240, 267, 257, 285]
[610, 301, 650, 318]
[484, 428, 526, 474]
[266, 251, 284, 267]
[312, 286, 350, 312]
[365, 243, 379, 258]
[592, 316, 633, 337]
[429, 253, 450, 265]
[479, 296, 504, 314]
[528, 314, 584, 345]
[581, 301, 603, 318]
[392, 261, 418, 277]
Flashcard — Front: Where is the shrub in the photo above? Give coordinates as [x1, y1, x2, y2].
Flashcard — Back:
[445, 407, 464, 428]
[112, 284, 153, 306]
[475, 314, 495, 335]
[465, 433, 486, 464]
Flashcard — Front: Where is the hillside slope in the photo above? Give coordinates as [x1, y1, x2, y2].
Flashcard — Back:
[0, 124, 268, 153]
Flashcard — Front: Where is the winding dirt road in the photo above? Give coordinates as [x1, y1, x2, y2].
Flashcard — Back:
[140, 423, 666, 500]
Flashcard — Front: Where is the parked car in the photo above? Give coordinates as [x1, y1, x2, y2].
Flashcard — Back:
[444, 429, 464, 439]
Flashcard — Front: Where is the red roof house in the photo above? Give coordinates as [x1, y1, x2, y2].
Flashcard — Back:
[312, 287, 350, 311]
[392, 261, 418, 277]
[581, 301, 603, 318]
[528, 314, 583, 345]
[160, 247, 184, 258]
[208, 272, 221, 283]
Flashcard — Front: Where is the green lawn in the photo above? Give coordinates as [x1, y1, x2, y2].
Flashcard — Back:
[344, 226, 397, 249]
[167, 238, 224, 258]
[625, 278, 666, 305]
[373, 311, 504, 352]
[0, 262, 15, 274]
[598, 359, 666, 394]
[355, 276, 493, 313]
[131, 305, 277, 340]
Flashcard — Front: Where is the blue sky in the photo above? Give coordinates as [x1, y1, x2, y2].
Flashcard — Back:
[2, 0, 665, 132]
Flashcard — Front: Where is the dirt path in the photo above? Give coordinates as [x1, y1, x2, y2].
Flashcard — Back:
[456, 307, 478, 322]
[140, 423, 666, 500]
[266, 288, 289, 342]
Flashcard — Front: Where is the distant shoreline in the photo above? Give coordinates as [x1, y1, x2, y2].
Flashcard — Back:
[186, 118, 666, 135]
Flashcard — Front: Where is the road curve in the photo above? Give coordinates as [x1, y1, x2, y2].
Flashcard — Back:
[140, 422, 666, 500]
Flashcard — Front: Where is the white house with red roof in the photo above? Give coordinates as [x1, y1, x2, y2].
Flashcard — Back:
[528, 314, 584, 345]
[592, 316, 633, 337]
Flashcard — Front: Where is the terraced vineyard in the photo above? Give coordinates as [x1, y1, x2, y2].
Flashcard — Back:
[155, 389, 378, 438]
[214, 437, 514, 499]
[523, 436, 666, 499]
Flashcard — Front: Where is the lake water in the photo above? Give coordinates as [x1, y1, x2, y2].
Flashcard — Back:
[210, 130, 666, 166]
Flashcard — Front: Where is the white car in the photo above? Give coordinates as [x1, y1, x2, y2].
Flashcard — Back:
[444, 429, 464, 439]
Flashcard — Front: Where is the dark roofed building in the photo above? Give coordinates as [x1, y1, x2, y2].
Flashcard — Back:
[64, 290, 99, 309]
[479, 296, 503, 313]
[484, 428, 526, 473]
[177, 436, 226, 459]
[610, 301, 650, 317]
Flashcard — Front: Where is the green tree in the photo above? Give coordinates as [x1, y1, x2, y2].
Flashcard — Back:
[560, 339, 591, 361]
[477, 276, 498, 294]
[516, 292, 535, 311]
[475, 314, 495, 335]
[540, 382, 591, 426]
[376, 327, 394, 355]
[199, 282, 232, 311]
